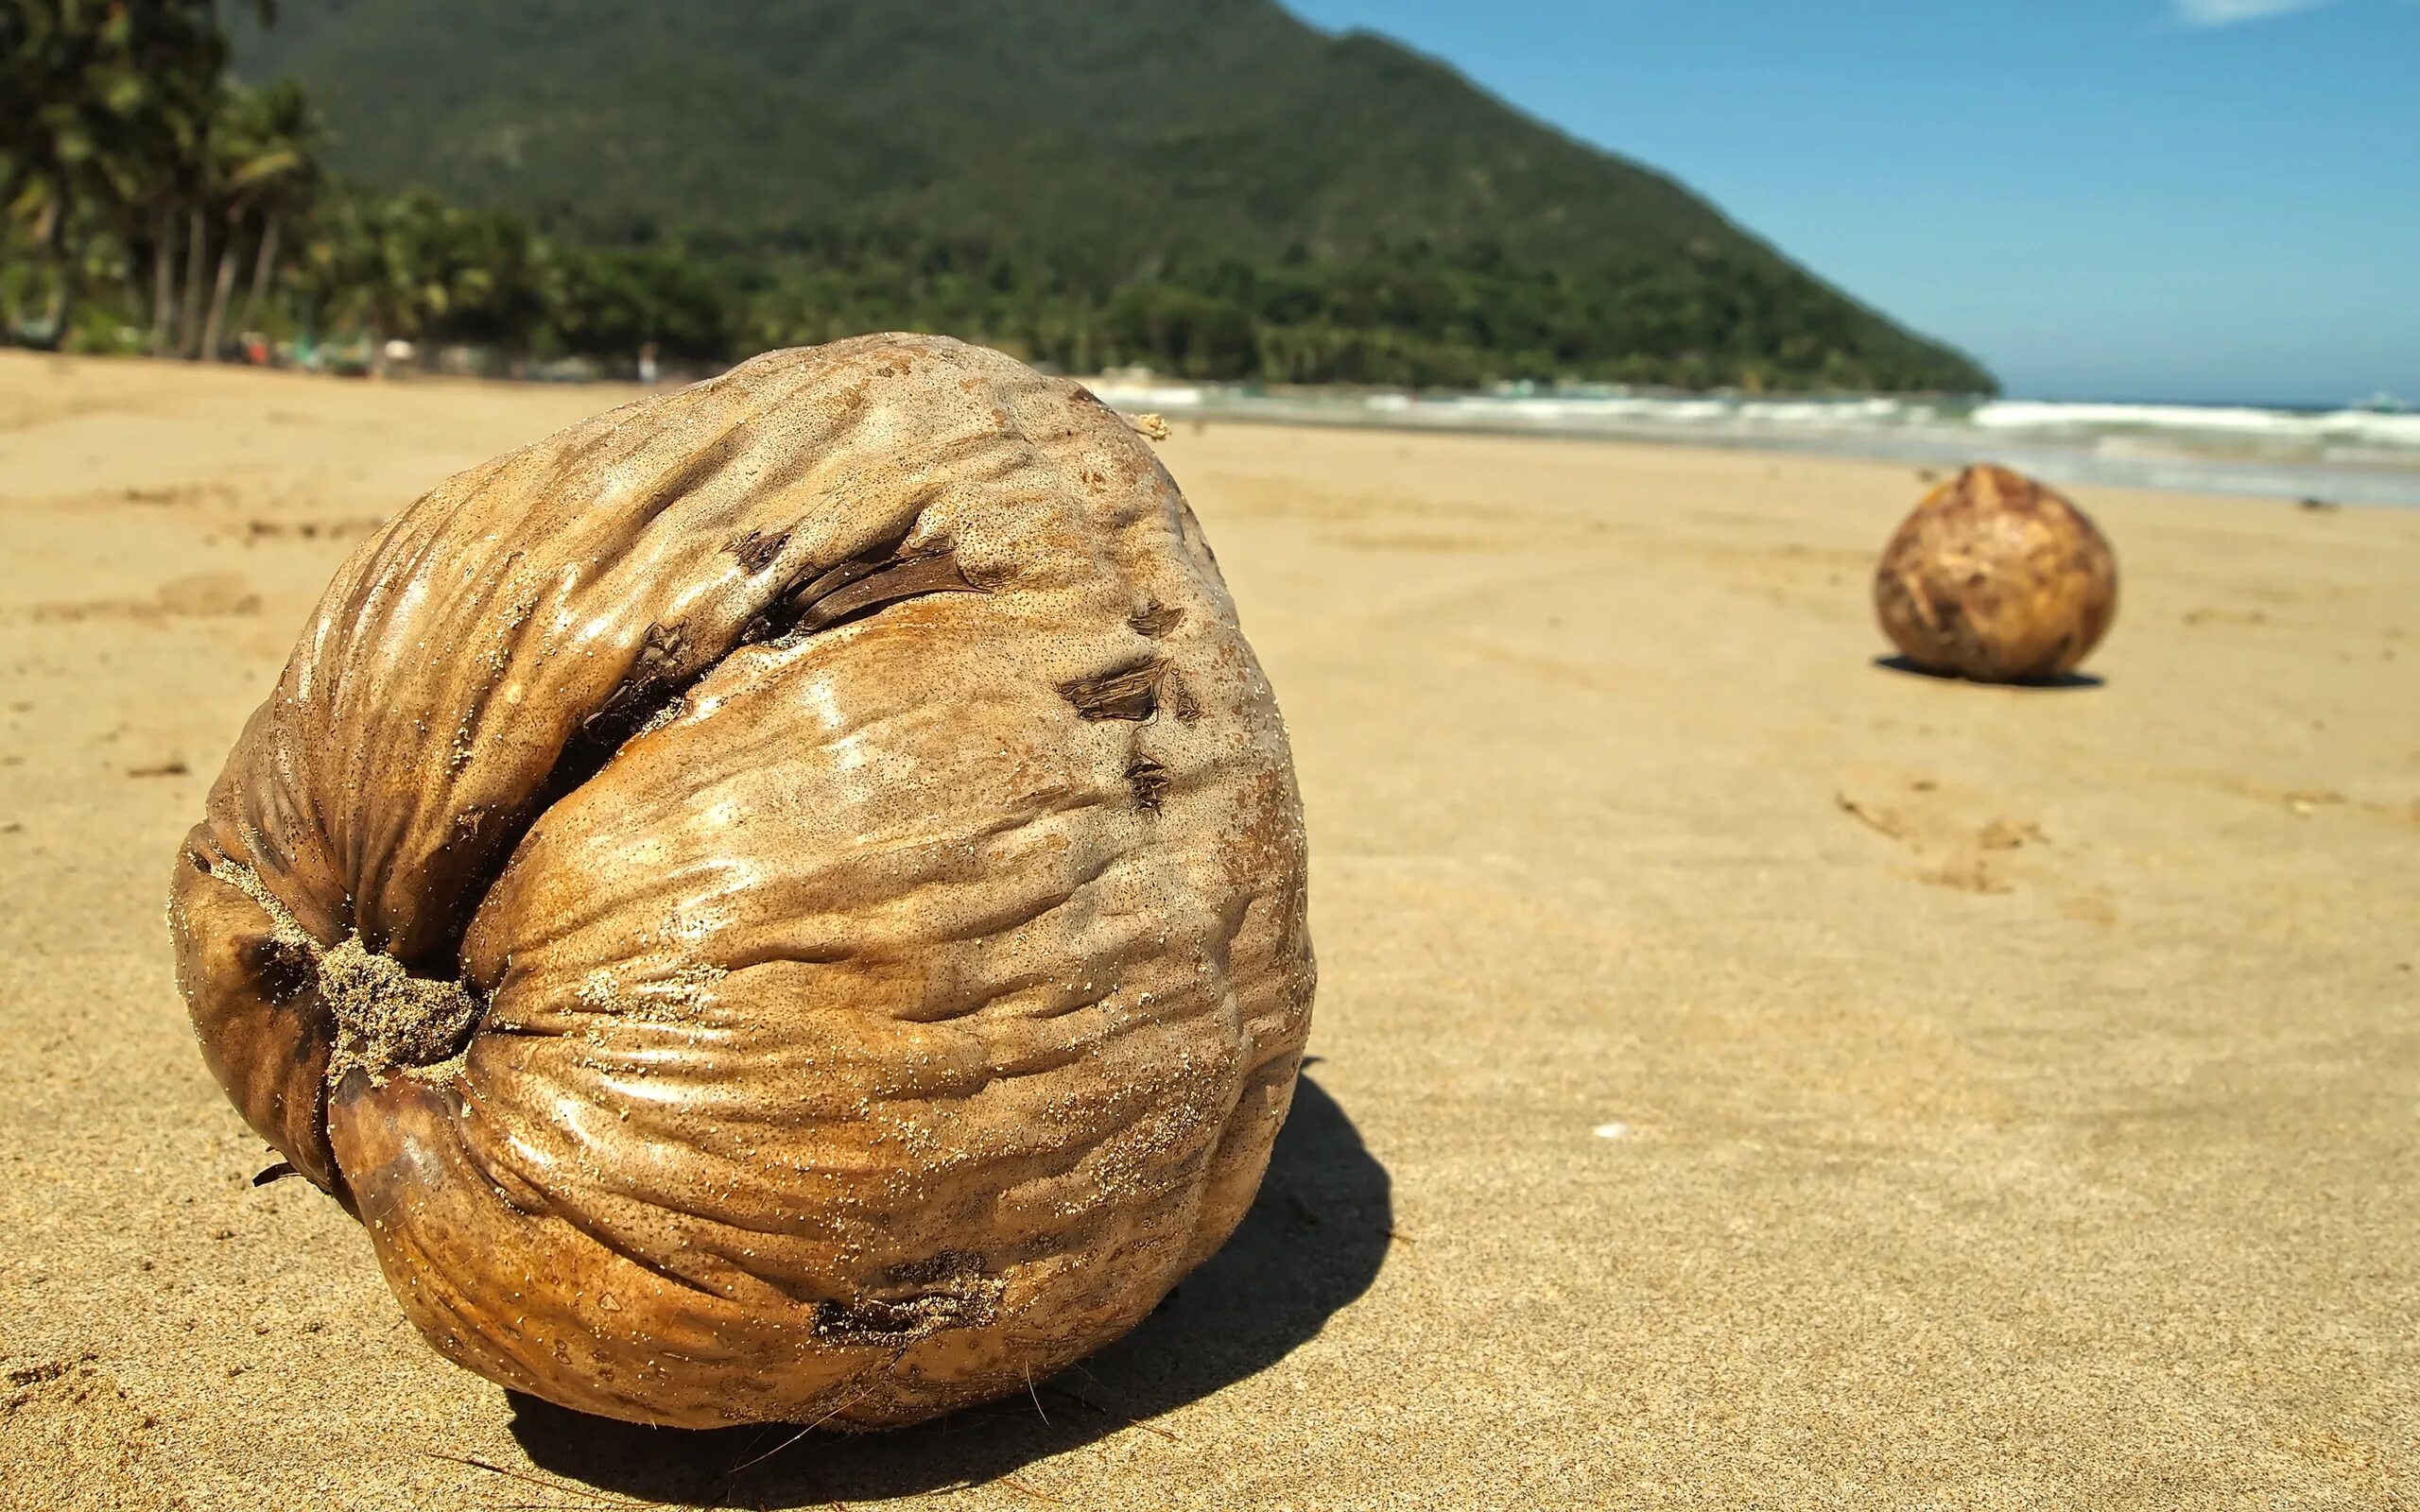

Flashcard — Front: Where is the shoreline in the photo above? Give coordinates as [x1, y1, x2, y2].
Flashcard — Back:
[1082, 381, 2420, 509]
[16, 347, 2415, 507]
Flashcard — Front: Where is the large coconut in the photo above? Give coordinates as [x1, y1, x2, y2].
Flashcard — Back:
[1873, 463, 2118, 682]
[166, 334, 1314, 1429]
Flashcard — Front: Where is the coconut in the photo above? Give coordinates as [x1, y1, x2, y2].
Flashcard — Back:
[1873, 464, 2118, 682]
[166, 334, 1314, 1429]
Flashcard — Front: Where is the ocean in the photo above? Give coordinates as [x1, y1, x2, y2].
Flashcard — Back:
[1080, 381, 2420, 509]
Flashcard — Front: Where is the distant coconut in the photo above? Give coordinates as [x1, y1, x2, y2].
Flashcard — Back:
[1874, 464, 2118, 682]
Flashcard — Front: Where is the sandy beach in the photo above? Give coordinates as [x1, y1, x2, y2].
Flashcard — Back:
[3, 351, 2414, 1509]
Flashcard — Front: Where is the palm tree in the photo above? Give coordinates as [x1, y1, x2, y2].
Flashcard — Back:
[0, 1, 265, 351]
[0, 1, 143, 345]
[297, 187, 469, 359]
[230, 84, 321, 348]
[146, 86, 217, 357]
[199, 80, 320, 359]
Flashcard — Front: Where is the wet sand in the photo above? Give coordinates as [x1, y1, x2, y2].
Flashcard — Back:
[3, 351, 2413, 1509]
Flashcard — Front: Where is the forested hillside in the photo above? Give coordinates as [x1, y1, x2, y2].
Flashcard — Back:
[232, 0, 1992, 391]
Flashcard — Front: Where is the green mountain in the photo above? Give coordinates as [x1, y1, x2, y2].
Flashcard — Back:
[236, 0, 1994, 392]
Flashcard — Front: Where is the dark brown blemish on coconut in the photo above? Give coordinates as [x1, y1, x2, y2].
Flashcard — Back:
[1063, 660, 1164, 722]
[1130, 601, 1184, 638]
[732, 528, 788, 574]
[1127, 756, 1171, 812]
[811, 1251, 1001, 1345]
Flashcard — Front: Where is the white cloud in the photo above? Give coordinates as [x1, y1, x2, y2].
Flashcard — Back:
[2175, 0, 2335, 25]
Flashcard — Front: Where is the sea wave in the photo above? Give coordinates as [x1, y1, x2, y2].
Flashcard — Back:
[1084, 380, 2420, 507]
[1970, 400, 2420, 451]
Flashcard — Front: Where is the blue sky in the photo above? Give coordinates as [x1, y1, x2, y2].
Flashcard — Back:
[1284, 0, 2419, 404]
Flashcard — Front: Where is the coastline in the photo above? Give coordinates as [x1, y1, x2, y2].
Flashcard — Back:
[1084, 379, 2420, 508]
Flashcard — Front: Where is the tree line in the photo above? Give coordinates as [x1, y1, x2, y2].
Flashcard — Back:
[3, 2, 1990, 392]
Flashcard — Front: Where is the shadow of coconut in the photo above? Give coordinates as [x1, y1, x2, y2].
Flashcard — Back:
[505, 1071, 1391, 1506]
[1871, 653, 2106, 690]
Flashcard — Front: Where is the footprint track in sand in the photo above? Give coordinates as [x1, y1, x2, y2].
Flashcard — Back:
[233, 515, 387, 543]
[2169, 769, 2420, 831]
[1834, 780, 2051, 896]
[26, 571, 262, 624]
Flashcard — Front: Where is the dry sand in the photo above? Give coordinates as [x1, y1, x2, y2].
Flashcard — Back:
[2, 351, 2413, 1510]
